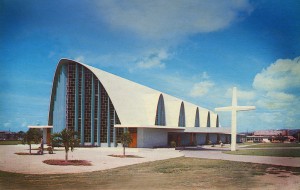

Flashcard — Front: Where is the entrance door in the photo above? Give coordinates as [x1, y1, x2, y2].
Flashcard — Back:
[129, 128, 137, 148]
[47, 128, 51, 145]
[190, 133, 196, 146]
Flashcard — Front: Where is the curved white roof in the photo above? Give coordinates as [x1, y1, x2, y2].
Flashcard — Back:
[57, 59, 219, 129]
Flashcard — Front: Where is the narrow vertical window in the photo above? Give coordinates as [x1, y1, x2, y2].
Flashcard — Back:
[216, 115, 219, 128]
[207, 111, 211, 128]
[195, 107, 200, 127]
[178, 102, 185, 127]
[155, 94, 166, 126]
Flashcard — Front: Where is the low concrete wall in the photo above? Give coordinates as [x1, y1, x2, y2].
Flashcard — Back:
[137, 128, 168, 148]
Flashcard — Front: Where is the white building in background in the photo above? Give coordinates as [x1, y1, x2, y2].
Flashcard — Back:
[47, 59, 230, 148]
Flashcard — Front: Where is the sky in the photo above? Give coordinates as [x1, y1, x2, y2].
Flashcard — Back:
[1, 0, 300, 133]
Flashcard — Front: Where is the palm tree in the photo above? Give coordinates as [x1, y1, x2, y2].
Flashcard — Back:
[52, 129, 80, 161]
[119, 131, 133, 156]
[22, 128, 41, 154]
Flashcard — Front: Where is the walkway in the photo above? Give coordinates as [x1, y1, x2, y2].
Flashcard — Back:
[0, 145, 183, 174]
[1, 145, 299, 175]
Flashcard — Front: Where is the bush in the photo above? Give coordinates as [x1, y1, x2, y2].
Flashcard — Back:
[170, 141, 176, 148]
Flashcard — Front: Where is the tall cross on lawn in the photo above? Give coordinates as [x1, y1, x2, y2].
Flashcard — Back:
[215, 87, 255, 151]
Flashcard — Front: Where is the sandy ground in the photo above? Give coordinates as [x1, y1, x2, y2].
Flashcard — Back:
[1, 145, 300, 175]
[1, 145, 300, 189]
[251, 170, 300, 190]
[0, 145, 183, 174]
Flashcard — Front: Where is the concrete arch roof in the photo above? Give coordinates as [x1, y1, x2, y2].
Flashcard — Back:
[54, 59, 218, 128]
[184, 102, 198, 128]
[199, 110, 207, 128]
[210, 112, 217, 128]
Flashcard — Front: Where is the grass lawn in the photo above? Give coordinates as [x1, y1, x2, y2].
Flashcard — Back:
[224, 149, 300, 157]
[1, 157, 300, 189]
[245, 143, 300, 148]
[0, 140, 22, 145]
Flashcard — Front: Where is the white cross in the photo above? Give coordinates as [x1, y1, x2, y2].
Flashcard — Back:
[215, 87, 255, 151]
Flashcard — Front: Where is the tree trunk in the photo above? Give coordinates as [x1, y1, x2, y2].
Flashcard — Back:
[29, 144, 31, 154]
[123, 146, 125, 156]
[65, 151, 68, 161]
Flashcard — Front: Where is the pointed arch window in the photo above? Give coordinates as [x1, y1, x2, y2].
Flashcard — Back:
[216, 115, 219, 128]
[155, 94, 166, 126]
[207, 111, 211, 128]
[178, 102, 185, 127]
[195, 107, 200, 127]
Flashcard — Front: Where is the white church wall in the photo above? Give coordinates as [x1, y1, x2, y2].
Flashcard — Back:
[137, 128, 168, 148]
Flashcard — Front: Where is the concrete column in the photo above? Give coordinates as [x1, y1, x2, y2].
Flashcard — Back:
[97, 81, 101, 146]
[107, 97, 111, 147]
[231, 110, 237, 151]
[43, 129, 47, 144]
[80, 67, 85, 146]
[91, 75, 95, 145]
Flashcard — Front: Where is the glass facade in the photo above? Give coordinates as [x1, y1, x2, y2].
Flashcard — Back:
[155, 94, 166, 126]
[207, 111, 211, 127]
[178, 102, 185, 127]
[194, 107, 200, 127]
[50, 62, 123, 146]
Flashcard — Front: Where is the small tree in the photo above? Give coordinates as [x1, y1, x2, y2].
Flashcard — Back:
[52, 129, 80, 161]
[22, 128, 42, 154]
[119, 131, 133, 156]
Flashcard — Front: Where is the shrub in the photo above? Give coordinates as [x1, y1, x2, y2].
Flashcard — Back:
[170, 141, 176, 148]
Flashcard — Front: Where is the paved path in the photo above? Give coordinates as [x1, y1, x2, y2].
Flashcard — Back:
[1, 145, 300, 175]
[181, 147, 300, 167]
[0, 145, 183, 174]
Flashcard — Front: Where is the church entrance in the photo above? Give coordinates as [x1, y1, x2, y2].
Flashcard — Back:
[128, 128, 137, 148]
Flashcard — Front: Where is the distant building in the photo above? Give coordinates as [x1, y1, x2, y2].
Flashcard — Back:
[245, 129, 296, 143]
[48, 59, 231, 148]
[253, 130, 288, 136]
[0, 131, 17, 140]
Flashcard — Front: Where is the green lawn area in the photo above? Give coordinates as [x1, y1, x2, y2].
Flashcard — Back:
[245, 143, 300, 148]
[224, 149, 300, 157]
[0, 140, 22, 145]
[1, 157, 300, 190]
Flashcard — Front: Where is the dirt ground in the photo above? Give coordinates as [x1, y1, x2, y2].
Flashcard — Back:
[251, 167, 300, 190]
[1, 157, 300, 190]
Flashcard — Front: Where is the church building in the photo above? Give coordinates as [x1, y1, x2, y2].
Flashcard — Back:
[48, 59, 230, 148]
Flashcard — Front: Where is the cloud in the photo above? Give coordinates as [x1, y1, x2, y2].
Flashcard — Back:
[253, 57, 300, 91]
[21, 122, 27, 128]
[201, 72, 210, 80]
[73, 49, 169, 71]
[189, 81, 215, 97]
[226, 88, 256, 100]
[266, 91, 296, 102]
[256, 91, 297, 110]
[97, 0, 252, 40]
[136, 49, 168, 69]
[4, 122, 11, 127]
[75, 56, 85, 63]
